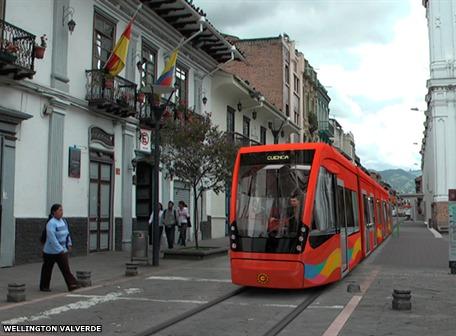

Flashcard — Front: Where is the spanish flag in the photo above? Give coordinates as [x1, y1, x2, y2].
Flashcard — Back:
[155, 49, 179, 87]
[104, 17, 135, 77]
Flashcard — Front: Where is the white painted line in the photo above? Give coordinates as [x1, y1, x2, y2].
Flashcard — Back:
[146, 276, 231, 283]
[428, 227, 442, 238]
[1, 288, 142, 325]
[322, 295, 362, 336]
[67, 294, 208, 305]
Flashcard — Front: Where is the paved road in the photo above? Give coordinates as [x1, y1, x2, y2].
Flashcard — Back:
[1, 221, 454, 336]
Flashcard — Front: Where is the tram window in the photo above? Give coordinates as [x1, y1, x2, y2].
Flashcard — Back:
[352, 191, 359, 232]
[311, 167, 336, 234]
[363, 195, 370, 225]
[368, 198, 375, 224]
[336, 185, 346, 230]
[382, 202, 388, 224]
[344, 189, 354, 231]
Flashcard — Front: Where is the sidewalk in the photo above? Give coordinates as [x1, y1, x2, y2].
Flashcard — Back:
[340, 220, 456, 336]
[0, 236, 229, 307]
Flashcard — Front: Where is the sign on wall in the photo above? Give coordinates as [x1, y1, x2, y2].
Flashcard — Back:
[68, 147, 81, 178]
[89, 126, 115, 149]
[139, 129, 152, 153]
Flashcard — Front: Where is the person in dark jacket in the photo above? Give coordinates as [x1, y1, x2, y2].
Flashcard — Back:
[39, 204, 79, 292]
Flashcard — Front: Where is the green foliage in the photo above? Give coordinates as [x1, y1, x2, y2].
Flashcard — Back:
[308, 112, 318, 134]
[160, 109, 240, 247]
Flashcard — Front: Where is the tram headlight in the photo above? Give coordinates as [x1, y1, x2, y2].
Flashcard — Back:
[300, 226, 306, 233]
[231, 234, 236, 240]
[296, 245, 302, 252]
[231, 225, 236, 232]
[298, 236, 304, 242]
[231, 243, 237, 249]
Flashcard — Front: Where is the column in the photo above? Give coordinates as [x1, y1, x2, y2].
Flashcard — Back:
[47, 111, 65, 209]
[51, 0, 70, 92]
[121, 122, 136, 251]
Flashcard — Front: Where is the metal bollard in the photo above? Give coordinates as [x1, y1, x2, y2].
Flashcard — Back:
[76, 271, 92, 287]
[125, 263, 139, 276]
[347, 283, 361, 293]
[7, 283, 26, 302]
[392, 289, 411, 310]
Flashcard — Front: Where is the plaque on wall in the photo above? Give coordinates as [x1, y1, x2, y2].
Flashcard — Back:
[89, 126, 115, 149]
[69, 147, 81, 178]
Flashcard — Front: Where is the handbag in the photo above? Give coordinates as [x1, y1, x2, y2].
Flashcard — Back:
[186, 216, 191, 228]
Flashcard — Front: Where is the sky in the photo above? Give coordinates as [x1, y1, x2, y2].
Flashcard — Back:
[193, 0, 428, 171]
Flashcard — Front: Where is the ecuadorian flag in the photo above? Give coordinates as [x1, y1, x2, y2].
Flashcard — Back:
[155, 49, 179, 87]
[104, 17, 134, 77]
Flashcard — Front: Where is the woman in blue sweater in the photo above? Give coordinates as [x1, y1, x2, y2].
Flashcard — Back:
[39, 204, 79, 292]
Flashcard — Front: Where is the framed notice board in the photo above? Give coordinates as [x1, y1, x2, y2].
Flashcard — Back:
[69, 147, 81, 178]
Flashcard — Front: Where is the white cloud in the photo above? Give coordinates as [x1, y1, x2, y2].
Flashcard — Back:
[316, 0, 428, 170]
[195, 0, 428, 170]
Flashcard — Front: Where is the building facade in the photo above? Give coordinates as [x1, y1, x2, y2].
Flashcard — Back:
[223, 34, 326, 143]
[0, 0, 247, 266]
[421, 0, 456, 230]
[329, 118, 356, 161]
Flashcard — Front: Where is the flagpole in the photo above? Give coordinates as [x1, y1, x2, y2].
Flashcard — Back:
[132, 3, 143, 18]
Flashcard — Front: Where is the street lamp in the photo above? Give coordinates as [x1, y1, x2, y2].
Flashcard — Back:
[139, 85, 175, 266]
[268, 118, 290, 144]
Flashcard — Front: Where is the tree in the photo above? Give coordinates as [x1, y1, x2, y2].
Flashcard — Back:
[308, 112, 319, 135]
[160, 107, 239, 248]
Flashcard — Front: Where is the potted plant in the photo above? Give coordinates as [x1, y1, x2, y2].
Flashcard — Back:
[34, 34, 47, 59]
[0, 42, 19, 62]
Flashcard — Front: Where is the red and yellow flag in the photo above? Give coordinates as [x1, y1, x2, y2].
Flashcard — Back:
[104, 17, 134, 77]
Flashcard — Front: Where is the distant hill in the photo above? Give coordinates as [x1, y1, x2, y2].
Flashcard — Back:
[376, 169, 421, 194]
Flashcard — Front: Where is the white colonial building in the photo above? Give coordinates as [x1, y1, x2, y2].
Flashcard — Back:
[0, 0, 300, 266]
[421, 0, 456, 231]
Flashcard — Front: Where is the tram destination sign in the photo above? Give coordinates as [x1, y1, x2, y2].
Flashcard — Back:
[240, 149, 315, 166]
[448, 189, 456, 273]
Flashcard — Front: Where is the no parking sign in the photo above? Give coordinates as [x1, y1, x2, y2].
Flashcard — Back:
[139, 129, 151, 153]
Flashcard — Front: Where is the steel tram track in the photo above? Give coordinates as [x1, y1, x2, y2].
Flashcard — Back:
[134, 287, 247, 336]
[262, 289, 322, 336]
[134, 286, 322, 336]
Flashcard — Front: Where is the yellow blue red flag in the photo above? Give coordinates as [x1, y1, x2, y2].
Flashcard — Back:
[155, 49, 179, 87]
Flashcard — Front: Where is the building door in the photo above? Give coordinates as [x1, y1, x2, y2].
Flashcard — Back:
[89, 151, 113, 252]
[136, 162, 153, 238]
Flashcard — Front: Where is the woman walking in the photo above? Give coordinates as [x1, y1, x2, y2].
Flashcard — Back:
[177, 201, 190, 246]
[39, 204, 78, 292]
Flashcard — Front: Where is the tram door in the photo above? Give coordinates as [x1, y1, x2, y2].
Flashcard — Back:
[336, 182, 349, 274]
[362, 193, 372, 254]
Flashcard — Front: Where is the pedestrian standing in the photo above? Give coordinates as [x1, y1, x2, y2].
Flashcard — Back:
[177, 201, 190, 246]
[161, 201, 179, 249]
[39, 204, 79, 292]
[148, 202, 164, 246]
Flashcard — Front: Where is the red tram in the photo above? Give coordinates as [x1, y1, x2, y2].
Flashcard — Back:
[229, 143, 392, 288]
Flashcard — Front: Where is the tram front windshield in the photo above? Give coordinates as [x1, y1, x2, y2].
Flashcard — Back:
[236, 151, 313, 242]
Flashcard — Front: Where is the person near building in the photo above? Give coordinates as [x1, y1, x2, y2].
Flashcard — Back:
[39, 204, 79, 292]
[177, 201, 190, 246]
[148, 202, 164, 246]
[161, 201, 179, 249]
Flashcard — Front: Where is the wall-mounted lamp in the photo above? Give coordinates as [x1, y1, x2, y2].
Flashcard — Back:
[202, 96, 208, 105]
[237, 101, 242, 112]
[252, 110, 257, 120]
[62, 6, 76, 34]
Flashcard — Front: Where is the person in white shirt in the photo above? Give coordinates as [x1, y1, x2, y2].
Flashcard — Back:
[148, 202, 163, 246]
[177, 201, 190, 246]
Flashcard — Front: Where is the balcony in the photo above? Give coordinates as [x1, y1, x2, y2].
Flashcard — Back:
[85, 69, 137, 118]
[0, 19, 36, 79]
[318, 120, 334, 144]
[227, 132, 261, 147]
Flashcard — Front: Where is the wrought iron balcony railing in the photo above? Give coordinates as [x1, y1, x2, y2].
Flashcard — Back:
[227, 132, 261, 147]
[0, 19, 36, 79]
[85, 69, 137, 117]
